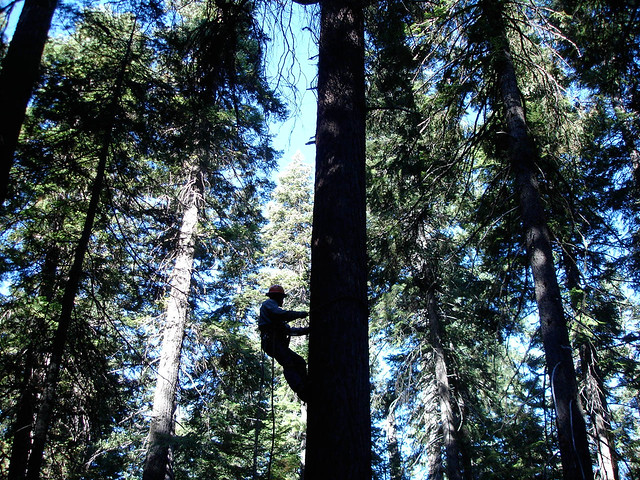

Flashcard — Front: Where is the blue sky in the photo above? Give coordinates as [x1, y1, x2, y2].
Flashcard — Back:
[2, 0, 318, 171]
[264, 4, 318, 173]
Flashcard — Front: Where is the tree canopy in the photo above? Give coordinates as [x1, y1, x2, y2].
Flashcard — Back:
[1, 0, 639, 479]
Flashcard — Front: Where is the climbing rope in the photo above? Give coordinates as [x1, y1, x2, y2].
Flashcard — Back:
[254, 345, 277, 480]
[267, 355, 276, 480]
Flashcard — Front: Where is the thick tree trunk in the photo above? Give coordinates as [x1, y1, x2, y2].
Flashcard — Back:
[305, 0, 370, 476]
[486, 2, 594, 477]
[142, 163, 203, 480]
[0, 0, 58, 206]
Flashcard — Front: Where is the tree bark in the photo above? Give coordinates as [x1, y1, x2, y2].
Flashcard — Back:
[485, 1, 594, 477]
[8, 243, 60, 480]
[305, 0, 370, 476]
[142, 163, 203, 480]
[423, 273, 462, 480]
[0, 0, 58, 206]
[562, 247, 619, 480]
[25, 106, 111, 480]
[23, 25, 135, 480]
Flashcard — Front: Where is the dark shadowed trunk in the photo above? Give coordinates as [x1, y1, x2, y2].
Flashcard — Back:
[305, 0, 371, 476]
[0, 0, 58, 206]
[8, 243, 60, 480]
[25, 105, 111, 480]
[483, 1, 594, 477]
[143, 162, 203, 480]
[23, 25, 135, 480]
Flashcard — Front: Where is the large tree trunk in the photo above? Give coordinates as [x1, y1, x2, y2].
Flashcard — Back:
[305, 0, 371, 476]
[143, 163, 203, 480]
[485, 1, 594, 477]
[0, 0, 58, 206]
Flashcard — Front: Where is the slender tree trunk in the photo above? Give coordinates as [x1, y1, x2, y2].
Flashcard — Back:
[23, 25, 135, 480]
[424, 277, 462, 480]
[8, 243, 60, 480]
[485, 1, 594, 477]
[0, 0, 58, 206]
[25, 110, 111, 480]
[562, 247, 620, 480]
[305, 0, 370, 476]
[142, 162, 203, 480]
[384, 402, 404, 480]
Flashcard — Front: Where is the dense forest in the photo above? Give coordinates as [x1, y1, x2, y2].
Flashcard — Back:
[1, 0, 639, 479]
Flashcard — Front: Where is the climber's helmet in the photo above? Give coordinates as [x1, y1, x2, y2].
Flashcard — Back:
[266, 285, 286, 298]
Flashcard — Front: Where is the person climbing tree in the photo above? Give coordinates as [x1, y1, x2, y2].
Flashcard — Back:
[259, 285, 310, 401]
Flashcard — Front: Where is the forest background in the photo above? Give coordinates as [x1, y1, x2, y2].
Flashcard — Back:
[0, 0, 639, 479]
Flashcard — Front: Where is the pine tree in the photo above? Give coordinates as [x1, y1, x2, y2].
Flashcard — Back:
[143, 162, 204, 480]
[304, 0, 371, 476]
[2, 16, 141, 480]
[461, 1, 595, 476]
[140, 0, 284, 477]
[0, 0, 59, 205]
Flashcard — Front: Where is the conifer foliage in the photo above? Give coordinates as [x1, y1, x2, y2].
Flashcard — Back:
[1, 0, 640, 479]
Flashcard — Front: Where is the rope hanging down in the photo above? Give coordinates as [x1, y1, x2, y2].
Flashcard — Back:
[254, 347, 277, 480]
